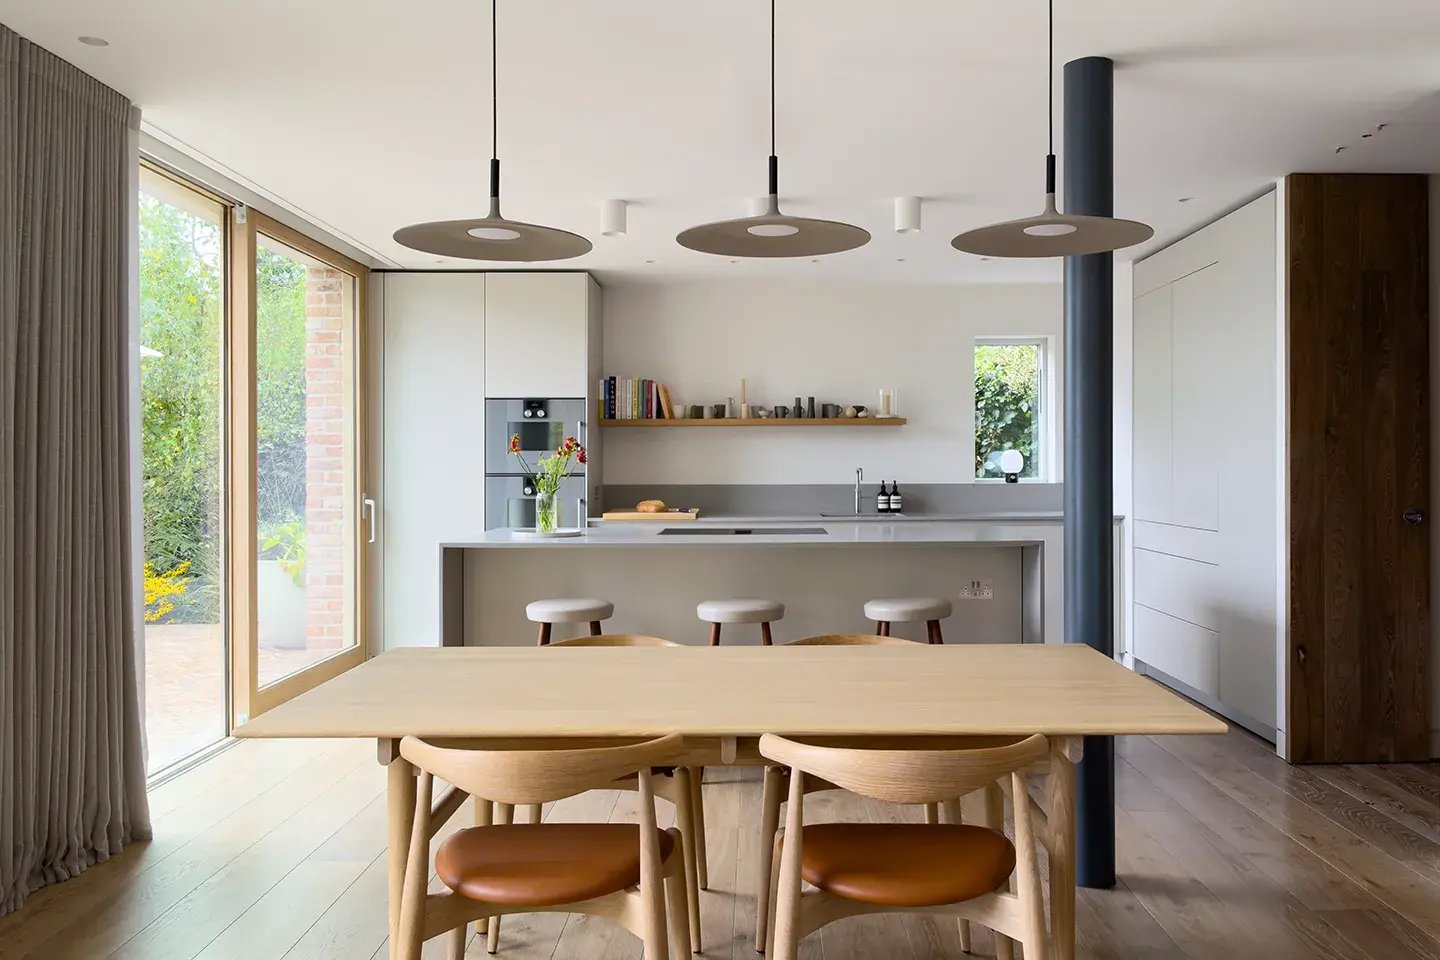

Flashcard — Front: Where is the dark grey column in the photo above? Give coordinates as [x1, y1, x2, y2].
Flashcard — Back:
[1063, 55, 1117, 889]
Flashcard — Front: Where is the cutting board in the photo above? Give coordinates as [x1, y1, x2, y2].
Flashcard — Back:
[600, 508, 700, 521]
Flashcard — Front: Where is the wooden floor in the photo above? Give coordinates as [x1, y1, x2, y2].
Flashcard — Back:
[2, 726, 1439, 960]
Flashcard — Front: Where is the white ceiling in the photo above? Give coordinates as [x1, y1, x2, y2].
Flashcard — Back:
[4, 0, 1440, 282]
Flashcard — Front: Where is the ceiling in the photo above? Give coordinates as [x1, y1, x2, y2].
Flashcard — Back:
[4, 0, 1440, 282]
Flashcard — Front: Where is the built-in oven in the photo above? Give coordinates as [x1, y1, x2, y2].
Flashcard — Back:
[485, 475, 587, 530]
[485, 398, 588, 476]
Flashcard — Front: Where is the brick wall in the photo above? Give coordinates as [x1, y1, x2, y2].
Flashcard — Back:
[305, 267, 346, 650]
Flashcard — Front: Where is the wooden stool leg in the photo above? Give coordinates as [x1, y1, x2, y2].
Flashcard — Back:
[709, 622, 722, 646]
[536, 622, 551, 646]
[876, 621, 891, 637]
[589, 620, 603, 636]
[926, 620, 944, 644]
[760, 621, 773, 646]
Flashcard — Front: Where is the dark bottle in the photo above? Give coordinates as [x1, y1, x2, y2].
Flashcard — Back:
[877, 481, 892, 514]
[889, 482, 903, 515]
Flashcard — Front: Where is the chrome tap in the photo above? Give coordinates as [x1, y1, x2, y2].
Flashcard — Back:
[855, 467, 864, 516]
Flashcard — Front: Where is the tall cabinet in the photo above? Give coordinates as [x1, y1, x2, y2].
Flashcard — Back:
[373, 271, 601, 649]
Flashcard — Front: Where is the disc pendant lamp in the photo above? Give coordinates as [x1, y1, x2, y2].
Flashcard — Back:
[951, 0, 1152, 258]
[393, 0, 591, 262]
[676, 0, 869, 258]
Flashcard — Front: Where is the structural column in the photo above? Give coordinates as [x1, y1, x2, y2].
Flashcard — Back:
[1063, 55, 1117, 889]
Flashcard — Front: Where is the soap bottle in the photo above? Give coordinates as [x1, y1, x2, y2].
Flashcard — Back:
[889, 482, 903, 515]
[877, 481, 892, 514]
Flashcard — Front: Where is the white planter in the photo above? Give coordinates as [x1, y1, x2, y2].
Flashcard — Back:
[257, 559, 307, 649]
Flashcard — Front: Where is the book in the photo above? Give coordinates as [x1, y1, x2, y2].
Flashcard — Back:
[658, 384, 674, 419]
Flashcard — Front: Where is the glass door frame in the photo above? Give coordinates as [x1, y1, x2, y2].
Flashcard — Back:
[228, 207, 371, 723]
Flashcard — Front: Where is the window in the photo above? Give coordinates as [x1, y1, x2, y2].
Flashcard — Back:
[974, 339, 1046, 481]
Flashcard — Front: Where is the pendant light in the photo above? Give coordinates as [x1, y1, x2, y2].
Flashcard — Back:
[950, 0, 1152, 258]
[393, 0, 592, 262]
[676, 0, 869, 258]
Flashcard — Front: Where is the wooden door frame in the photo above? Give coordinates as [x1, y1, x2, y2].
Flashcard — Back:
[229, 209, 372, 723]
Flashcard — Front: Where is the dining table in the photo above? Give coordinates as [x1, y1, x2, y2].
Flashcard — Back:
[235, 643, 1226, 960]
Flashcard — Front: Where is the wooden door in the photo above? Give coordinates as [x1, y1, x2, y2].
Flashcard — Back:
[1287, 173, 1431, 763]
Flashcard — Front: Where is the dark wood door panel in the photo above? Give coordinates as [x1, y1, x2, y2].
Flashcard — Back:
[1287, 173, 1431, 763]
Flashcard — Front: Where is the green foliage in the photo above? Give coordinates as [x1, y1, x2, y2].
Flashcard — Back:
[259, 518, 307, 588]
[974, 343, 1041, 479]
[139, 193, 311, 622]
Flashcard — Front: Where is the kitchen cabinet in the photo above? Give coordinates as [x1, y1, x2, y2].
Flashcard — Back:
[484, 272, 597, 398]
[1131, 285, 1172, 524]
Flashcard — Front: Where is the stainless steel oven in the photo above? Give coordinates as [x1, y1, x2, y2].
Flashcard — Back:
[485, 398, 588, 477]
[485, 475, 587, 530]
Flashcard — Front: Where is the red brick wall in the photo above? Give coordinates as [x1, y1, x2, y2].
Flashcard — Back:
[305, 266, 346, 651]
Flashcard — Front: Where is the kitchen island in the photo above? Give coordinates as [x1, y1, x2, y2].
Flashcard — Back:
[436, 516, 1124, 649]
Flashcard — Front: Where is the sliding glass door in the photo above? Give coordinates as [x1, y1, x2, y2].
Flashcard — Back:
[138, 161, 371, 756]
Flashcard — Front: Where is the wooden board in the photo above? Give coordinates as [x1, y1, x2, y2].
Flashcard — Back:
[600, 508, 700, 521]
[1286, 173, 1431, 763]
[234, 644, 1225, 740]
[599, 417, 906, 428]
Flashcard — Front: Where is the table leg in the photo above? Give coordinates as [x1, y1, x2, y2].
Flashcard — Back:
[1048, 739, 1078, 960]
[383, 740, 417, 960]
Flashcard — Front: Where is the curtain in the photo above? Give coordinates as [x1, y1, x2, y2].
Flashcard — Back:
[0, 24, 152, 917]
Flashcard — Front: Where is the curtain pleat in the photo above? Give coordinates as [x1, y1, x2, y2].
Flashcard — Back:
[0, 24, 151, 917]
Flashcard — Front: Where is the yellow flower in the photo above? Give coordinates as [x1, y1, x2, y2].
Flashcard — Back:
[144, 560, 192, 623]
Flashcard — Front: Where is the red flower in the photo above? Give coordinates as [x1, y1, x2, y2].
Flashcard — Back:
[576, 447, 587, 465]
[508, 434, 521, 454]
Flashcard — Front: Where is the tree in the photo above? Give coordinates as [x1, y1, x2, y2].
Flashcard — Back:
[974, 344, 1040, 478]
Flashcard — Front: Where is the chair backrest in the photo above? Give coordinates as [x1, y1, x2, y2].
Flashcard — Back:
[548, 633, 681, 647]
[759, 732, 1049, 805]
[784, 633, 917, 646]
[400, 733, 684, 805]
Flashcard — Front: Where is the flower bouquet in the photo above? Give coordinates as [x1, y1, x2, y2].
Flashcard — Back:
[509, 434, 586, 533]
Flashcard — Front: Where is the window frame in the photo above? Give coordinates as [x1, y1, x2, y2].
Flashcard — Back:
[972, 336, 1055, 484]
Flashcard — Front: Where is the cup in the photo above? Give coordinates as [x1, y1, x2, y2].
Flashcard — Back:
[774, 405, 790, 418]
[822, 403, 841, 418]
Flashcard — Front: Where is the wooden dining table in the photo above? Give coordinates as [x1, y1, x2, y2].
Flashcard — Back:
[236, 643, 1225, 960]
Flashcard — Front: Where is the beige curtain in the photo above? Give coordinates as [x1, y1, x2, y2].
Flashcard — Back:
[0, 24, 152, 916]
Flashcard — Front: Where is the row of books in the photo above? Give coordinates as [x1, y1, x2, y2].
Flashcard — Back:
[599, 376, 677, 420]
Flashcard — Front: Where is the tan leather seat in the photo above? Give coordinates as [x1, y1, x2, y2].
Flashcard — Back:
[799, 823, 1016, 907]
[436, 823, 677, 906]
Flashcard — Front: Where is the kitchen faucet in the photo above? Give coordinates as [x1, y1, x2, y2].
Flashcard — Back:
[855, 467, 865, 515]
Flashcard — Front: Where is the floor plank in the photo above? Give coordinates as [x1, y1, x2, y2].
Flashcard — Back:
[3, 727, 1439, 960]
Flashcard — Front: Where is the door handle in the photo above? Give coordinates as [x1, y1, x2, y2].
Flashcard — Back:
[1403, 508, 1424, 526]
[362, 495, 377, 543]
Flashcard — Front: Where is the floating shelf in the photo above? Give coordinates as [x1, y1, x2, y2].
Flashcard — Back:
[599, 417, 907, 428]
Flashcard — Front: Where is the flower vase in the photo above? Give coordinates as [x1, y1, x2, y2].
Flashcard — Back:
[535, 489, 560, 534]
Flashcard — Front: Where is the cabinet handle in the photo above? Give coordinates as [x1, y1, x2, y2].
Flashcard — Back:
[1403, 508, 1424, 526]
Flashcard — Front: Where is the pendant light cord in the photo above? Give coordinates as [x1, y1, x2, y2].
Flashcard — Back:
[1045, 0, 1056, 195]
[768, 0, 778, 197]
[489, 0, 500, 202]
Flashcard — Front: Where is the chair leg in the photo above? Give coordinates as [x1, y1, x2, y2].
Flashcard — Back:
[589, 619, 603, 636]
[939, 799, 971, 951]
[674, 766, 703, 952]
[536, 622, 551, 646]
[760, 621, 773, 646]
[924, 803, 940, 824]
[755, 766, 784, 952]
[445, 925, 468, 960]
[764, 832, 784, 957]
[487, 804, 514, 953]
[985, 782, 1017, 960]
[709, 622, 722, 646]
[524, 803, 543, 823]
[927, 619, 944, 644]
[876, 620, 891, 636]
[690, 767, 709, 890]
[665, 858, 694, 959]
[471, 797, 494, 937]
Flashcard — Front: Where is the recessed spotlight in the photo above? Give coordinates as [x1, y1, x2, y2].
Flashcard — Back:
[729, 259, 738, 264]
[896, 258, 906, 262]
[1361, 133, 1373, 139]
[1334, 145, 1347, 154]
[1178, 197, 1195, 203]
[810, 259, 819, 263]
[78, 35, 109, 47]
[644, 259, 656, 264]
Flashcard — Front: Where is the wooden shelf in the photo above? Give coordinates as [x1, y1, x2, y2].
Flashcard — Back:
[599, 417, 907, 428]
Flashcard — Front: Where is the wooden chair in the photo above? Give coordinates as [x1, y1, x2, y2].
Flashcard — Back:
[758, 733, 1051, 960]
[394, 734, 692, 960]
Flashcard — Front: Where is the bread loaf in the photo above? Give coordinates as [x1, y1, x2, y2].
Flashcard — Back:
[636, 500, 667, 513]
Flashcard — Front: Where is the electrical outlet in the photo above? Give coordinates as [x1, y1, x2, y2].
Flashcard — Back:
[959, 578, 994, 601]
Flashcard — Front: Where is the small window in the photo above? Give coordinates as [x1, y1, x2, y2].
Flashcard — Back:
[974, 339, 1045, 481]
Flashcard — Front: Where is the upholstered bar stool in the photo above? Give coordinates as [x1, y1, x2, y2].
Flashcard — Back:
[525, 598, 614, 645]
[697, 598, 785, 646]
[863, 597, 953, 644]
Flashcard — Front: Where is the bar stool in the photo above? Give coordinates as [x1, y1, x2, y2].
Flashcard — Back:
[863, 597, 953, 644]
[525, 598, 614, 646]
[697, 598, 785, 646]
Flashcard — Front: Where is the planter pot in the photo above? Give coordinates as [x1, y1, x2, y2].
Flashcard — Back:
[257, 559, 307, 649]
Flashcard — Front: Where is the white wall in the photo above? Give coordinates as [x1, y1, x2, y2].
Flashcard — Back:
[600, 280, 1062, 485]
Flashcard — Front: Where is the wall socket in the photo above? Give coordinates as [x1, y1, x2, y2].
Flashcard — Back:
[959, 579, 994, 601]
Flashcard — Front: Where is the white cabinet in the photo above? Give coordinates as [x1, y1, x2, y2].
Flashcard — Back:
[380, 273, 487, 648]
[1132, 286, 1172, 524]
[485, 273, 593, 398]
[1169, 265, 1222, 531]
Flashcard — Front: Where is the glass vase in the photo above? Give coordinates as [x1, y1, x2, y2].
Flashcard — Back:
[535, 488, 560, 534]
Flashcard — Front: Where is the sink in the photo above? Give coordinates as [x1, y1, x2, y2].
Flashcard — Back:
[818, 513, 905, 520]
[657, 527, 828, 536]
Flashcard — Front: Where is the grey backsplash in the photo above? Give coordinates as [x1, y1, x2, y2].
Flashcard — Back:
[599, 483, 1063, 517]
